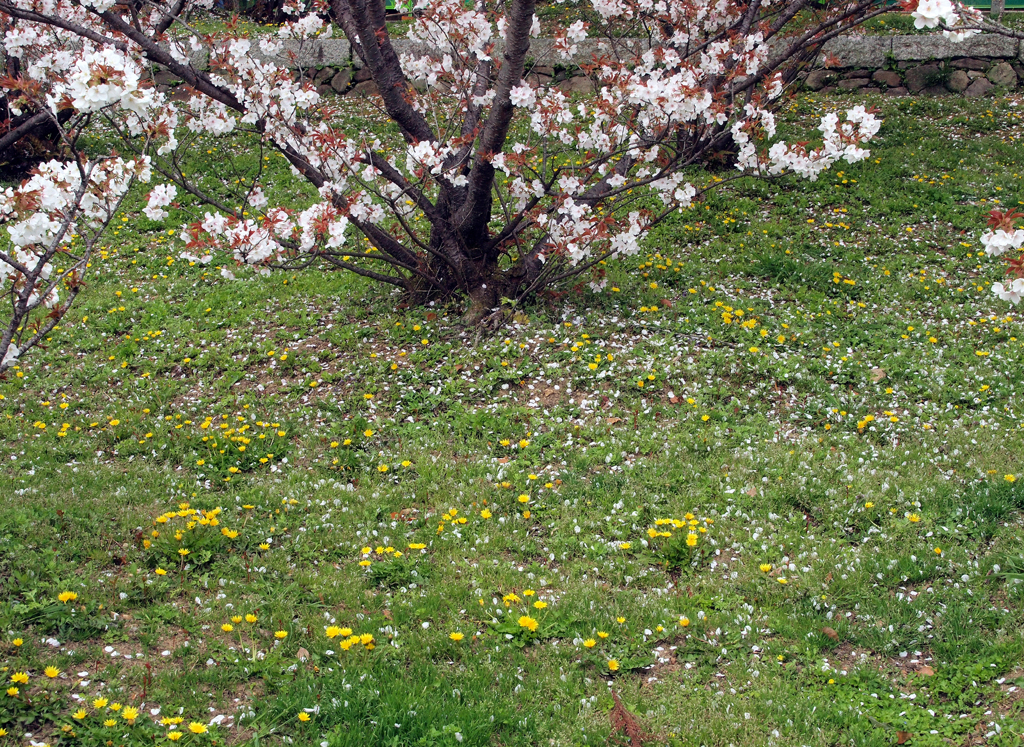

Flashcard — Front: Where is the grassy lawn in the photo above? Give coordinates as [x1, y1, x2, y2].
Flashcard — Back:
[2, 90, 1024, 747]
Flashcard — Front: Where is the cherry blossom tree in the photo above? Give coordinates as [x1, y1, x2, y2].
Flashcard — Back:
[0, 0, 886, 346]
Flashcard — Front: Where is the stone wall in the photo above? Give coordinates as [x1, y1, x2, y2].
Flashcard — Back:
[807, 33, 1023, 96]
[151, 33, 1024, 98]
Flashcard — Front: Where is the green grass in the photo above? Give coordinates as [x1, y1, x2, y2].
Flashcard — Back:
[2, 91, 1024, 746]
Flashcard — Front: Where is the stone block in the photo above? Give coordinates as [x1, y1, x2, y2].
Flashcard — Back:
[947, 69, 970, 92]
[349, 79, 379, 97]
[921, 84, 952, 96]
[886, 86, 909, 97]
[843, 69, 872, 79]
[153, 69, 180, 86]
[861, 87, 881, 95]
[951, 57, 989, 70]
[805, 70, 833, 91]
[872, 69, 902, 87]
[905, 63, 942, 93]
[354, 66, 373, 83]
[965, 78, 994, 97]
[987, 61, 1017, 86]
[562, 75, 596, 93]
[262, 39, 351, 68]
[330, 69, 352, 93]
[838, 78, 869, 90]
[893, 33, 1017, 62]
[820, 36, 892, 68]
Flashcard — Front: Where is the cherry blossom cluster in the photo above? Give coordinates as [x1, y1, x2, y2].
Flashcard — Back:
[906, 0, 983, 42]
[1, 156, 150, 369]
[981, 210, 1024, 305]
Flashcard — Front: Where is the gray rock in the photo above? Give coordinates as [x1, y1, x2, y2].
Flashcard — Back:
[1013, 62, 1024, 79]
[947, 69, 970, 92]
[805, 70, 832, 91]
[317, 84, 333, 96]
[905, 63, 942, 93]
[967, 70, 985, 79]
[843, 69, 872, 79]
[886, 86, 909, 97]
[153, 69, 180, 86]
[987, 61, 1017, 87]
[921, 84, 953, 96]
[354, 67, 373, 83]
[820, 36, 892, 68]
[349, 80, 379, 97]
[330, 69, 351, 93]
[965, 78, 995, 97]
[861, 87, 881, 95]
[565, 75, 596, 93]
[252, 39, 351, 68]
[959, 34, 1019, 58]
[893, 33, 1017, 62]
[838, 78, 868, 90]
[820, 86, 837, 94]
[951, 57, 990, 70]
[872, 69, 902, 87]
[313, 67, 334, 86]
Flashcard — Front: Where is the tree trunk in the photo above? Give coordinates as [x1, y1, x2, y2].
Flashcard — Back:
[462, 282, 499, 325]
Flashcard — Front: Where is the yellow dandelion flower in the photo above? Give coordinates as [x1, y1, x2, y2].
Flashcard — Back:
[518, 616, 538, 632]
